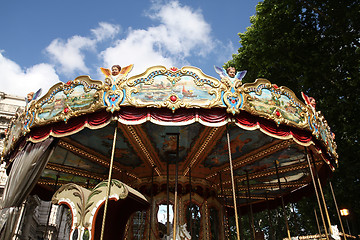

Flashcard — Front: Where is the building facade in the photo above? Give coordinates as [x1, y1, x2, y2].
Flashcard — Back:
[0, 92, 70, 239]
[0, 92, 26, 154]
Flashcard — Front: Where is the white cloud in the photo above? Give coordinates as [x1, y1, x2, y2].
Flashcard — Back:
[0, 51, 60, 98]
[46, 36, 95, 76]
[101, 29, 175, 76]
[46, 22, 120, 77]
[91, 22, 121, 41]
[100, 0, 215, 76]
[149, 1, 213, 56]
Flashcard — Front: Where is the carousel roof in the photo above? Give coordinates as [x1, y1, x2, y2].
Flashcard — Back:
[1, 65, 337, 210]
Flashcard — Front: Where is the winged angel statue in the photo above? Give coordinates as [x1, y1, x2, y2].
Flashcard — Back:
[100, 64, 134, 84]
[214, 66, 247, 87]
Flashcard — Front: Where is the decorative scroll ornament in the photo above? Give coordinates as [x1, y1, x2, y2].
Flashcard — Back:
[103, 84, 124, 113]
[214, 66, 247, 115]
[302, 92, 320, 135]
[301, 92, 337, 158]
[22, 88, 42, 133]
[52, 180, 147, 240]
[1, 65, 338, 162]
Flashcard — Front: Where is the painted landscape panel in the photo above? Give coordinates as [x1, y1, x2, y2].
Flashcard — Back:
[38, 85, 98, 120]
[131, 75, 215, 105]
[248, 89, 304, 124]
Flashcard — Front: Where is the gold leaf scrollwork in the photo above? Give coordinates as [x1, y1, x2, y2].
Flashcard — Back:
[104, 88, 124, 112]
[223, 91, 242, 115]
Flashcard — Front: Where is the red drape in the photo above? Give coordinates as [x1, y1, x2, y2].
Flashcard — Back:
[29, 107, 313, 145]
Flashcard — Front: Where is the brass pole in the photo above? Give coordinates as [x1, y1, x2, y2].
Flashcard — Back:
[148, 166, 155, 240]
[226, 126, 241, 240]
[235, 180, 244, 239]
[309, 151, 332, 234]
[219, 171, 229, 238]
[189, 167, 193, 238]
[167, 151, 170, 236]
[306, 149, 329, 240]
[172, 133, 180, 240]
[329, 181, 347, 240]
[314, 208, 322, 239]
[274, 160, 291, 240]
[100, 125, 118, 240]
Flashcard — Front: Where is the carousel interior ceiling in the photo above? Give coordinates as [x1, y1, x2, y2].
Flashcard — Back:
[38, 120, 325, 207]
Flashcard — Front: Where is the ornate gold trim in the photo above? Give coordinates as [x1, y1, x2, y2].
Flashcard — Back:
[118, 124, 162, 176]
[242, 79, 307, 128]
[182, 126, 223, 176]
[33, 76, 104, 126]
[124, 66, 223, 112]
[2, 65, 338, 164]
[46, 162, 106, 180]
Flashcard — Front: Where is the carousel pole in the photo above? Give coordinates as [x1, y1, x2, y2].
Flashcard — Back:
[314, 208, 322, 239]
[245, 170, 256, 240]
[172, 133, 180, 240]
[100, 124, 118, 240]
[219, 171, 229, 238]
[189, 167, 193, 238]
[309, 151, 333, 235]
[329, 181, 347, 240]
[265, 191, 275, 240]
[226, 125, 241, 240]
[305, 148, 330, 240]
[274, 160, 291, 240]
[167, 150, 170, 237]
[148, 166, 155, 240]
[235, 179, 244, 240]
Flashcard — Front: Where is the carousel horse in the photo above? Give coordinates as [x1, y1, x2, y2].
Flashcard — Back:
[330, 225, 340, 240]
[161, 223, 191, 240]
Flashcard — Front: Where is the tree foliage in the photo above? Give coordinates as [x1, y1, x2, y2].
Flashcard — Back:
[227, 0, 360, 235]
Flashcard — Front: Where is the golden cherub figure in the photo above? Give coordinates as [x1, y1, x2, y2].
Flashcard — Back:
[214, 66, 247, 89]
[100, 64, 133, 84]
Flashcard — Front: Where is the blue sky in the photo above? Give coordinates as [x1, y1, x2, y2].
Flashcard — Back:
[0, 0, 258, 97]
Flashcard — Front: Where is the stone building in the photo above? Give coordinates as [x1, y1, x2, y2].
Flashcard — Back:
[0, 92, 69, 239]
[14, 197, 71, 240]
[0, 91, 26, 154]
[0, 92, 26, 196]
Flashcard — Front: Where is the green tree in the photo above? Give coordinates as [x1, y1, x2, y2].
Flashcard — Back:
[227, 0, 360, 236]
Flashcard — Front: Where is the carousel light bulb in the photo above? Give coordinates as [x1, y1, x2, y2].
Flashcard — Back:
[340, 208, 349, 216]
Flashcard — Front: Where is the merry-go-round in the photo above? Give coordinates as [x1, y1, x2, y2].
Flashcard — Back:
[0, 64, 339, 240]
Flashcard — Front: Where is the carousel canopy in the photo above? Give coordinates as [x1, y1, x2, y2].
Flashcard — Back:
[1, 65, 337, 211]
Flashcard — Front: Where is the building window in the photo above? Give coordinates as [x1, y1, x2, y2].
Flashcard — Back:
[157, 204, 173, 238]
[132, 210, 147, 239]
